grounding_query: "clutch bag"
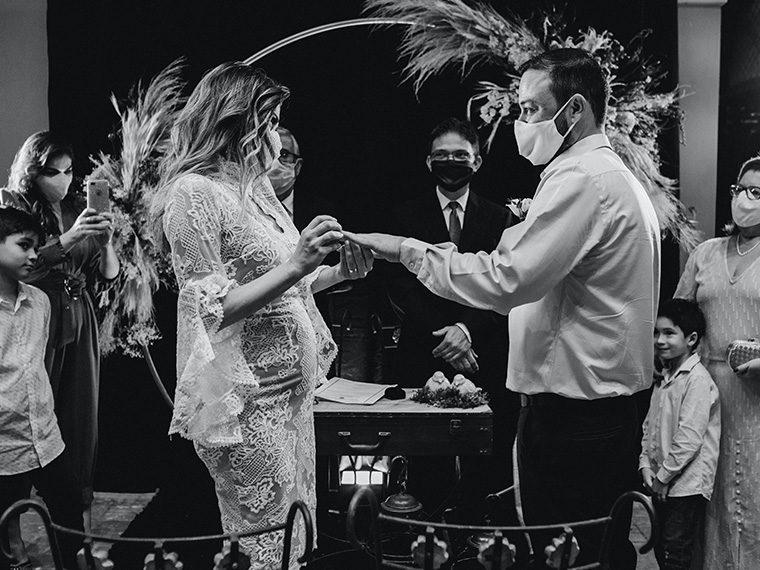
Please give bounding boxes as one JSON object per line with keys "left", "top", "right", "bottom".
{"left": 726, "top": 338, "right": 760, "bottom": 370}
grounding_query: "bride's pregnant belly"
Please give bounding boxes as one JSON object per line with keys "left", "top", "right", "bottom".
{"left": 241, "top": 298, "right": 318, "bottom": 394}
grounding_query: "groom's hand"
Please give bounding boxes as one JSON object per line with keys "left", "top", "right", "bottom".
{"left": 343, "top": 231, "right": 404, "bottom": 263}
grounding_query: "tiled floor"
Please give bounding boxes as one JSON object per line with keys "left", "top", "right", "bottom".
{"left": 631, "top": 501, "right": 658, "bottom": 570}
{"left": 18, "top": 491, "right": 155, "bottom": 569}
{"left": 17, "top": 492, "right": 658, "bottom": 569}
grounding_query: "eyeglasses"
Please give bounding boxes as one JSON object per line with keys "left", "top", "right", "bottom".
{"left": 429, "top": 150, "right": 475, "bottom": 162}
{"left": 279, "top": 149, "right": 301, "bottom": 165}
{"left": 730, "top": 184, "right": 760, "bottom": 200}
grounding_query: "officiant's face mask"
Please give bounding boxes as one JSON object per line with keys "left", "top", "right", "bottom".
{"left": 427, "top": 134, "right": 480, "bottom": 192}
{"left": 429, "top": 161, "right": 476, "bottom": 192}
{"left": 514, "top": 95, "right": 579, "bottom": 166}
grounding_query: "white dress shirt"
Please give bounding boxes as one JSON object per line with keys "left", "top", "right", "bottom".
{"left": 0, "top": 282, "right": 65, "bottom": 475}
{"left": 400, "top": 134, "right": 661, "bottom": 398}
{"left": 436, "top": 188, "right": 468, "bottom": 231}
{"left": 639, "top": 353, "right": 721, "bottom": 499}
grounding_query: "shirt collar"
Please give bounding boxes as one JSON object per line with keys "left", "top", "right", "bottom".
{"left": 437, "top": 188, "right": 469, "bottom": 213}
{"left": 540, "top": 133, "right": 612, "bottom": 179}
{"left": 0, "top": 282, "right": 31, "bottom": 313}
{"left": 662, "top": 352, "right": 701, "bottom": 385}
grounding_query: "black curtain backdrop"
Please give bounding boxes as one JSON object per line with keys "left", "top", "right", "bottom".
{"left": 44, "top": 0, "right": 678, "bottom": 493}
{"left": 717, "top": 0, "right": 760, "bottom": 234}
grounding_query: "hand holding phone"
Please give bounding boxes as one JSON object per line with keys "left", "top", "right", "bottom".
{"left": 86, "top": 179, "right": 111, "bottom": 213}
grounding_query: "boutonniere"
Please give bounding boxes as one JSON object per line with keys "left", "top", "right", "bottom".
{"left": 506, "top": 198, "right": 532, "bottom": 221}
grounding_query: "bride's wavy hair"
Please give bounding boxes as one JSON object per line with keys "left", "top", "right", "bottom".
{"left": 160, "top": 62, "right": 289, "bottom": 188}
{"left": 5, "top": 131, "right": 76, "bottom": 236}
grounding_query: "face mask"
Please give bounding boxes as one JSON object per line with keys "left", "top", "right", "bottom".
{"left": 514, "top": 95, "right": 579, "bottom": 166}
{"left": 36, "top": 173, "right": 71, "bottom": 203}
{"left": 732, "top": 193, "right": 760, "bottom": 228}
{"left": 430, "top": 161, "right": 475, "bottom": 192}
{"left": 268, "top": 159, "right": 297, "bottom": 199}
{"left": 265, "top": 128, "right": 283, "bottom": 169}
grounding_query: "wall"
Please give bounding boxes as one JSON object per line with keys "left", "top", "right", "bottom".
{"left": 0, "top": 0, "right": 48, "bottom": 180}
{"left": 677, "top": 0, "right": 726, "bottom": 258}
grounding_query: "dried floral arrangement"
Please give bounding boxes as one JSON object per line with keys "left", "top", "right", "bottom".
{"left": 365, "top": 0, "right": 701, "bottom": 250}
{"left": 411, "top": 386, "right": 489, "bottom": 408}
{"left": 89, "top": 61, "right": 186, "bottom": 357}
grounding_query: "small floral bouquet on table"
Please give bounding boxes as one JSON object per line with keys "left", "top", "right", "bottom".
{"left": 411, "top": 371, "right": 489, "bottom": 408}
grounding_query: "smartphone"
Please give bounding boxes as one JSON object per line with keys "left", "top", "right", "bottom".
{"left": 86, "top": 179, "right": 111, "bottom": 213}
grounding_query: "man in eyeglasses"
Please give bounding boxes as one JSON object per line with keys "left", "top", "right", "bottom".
{"left": 384, "top": 117, "right": 520, "bottom": 517}
{"left": 268, "top": 126, "right": 336, "bottom": 231}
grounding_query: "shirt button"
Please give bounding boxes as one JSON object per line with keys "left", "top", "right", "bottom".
{"left": 736, "top": 459, "right": 741, "bottom": 464}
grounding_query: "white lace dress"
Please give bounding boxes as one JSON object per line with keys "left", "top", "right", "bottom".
{"left": 162, "top": 166, "right": 336, "bottom": 569}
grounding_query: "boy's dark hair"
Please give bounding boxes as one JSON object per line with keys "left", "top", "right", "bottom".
{"left": 429, "top": 117, "right": 480, "bottom": 155}
{"left": 0, "top": 205, "right": 45, "bottom": 244}
{"left": 658, "top": 298, "right": 706, "bottom": 349}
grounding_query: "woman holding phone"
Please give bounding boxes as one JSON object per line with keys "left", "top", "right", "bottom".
{"left": 1, "top": 131, "right": 120, "bottom": 521}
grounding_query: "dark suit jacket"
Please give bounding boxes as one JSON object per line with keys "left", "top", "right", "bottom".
{"left": 385, "top": 189, "right": 517, "bottom": 392}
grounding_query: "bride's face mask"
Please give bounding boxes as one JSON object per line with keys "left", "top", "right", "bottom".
{"left": 263, "top": 127, "right": 283, "bottom": 171}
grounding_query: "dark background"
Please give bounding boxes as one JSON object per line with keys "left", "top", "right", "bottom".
{"left": 45, "top": 0, "right": 680, "bottom": 493}
{"left": 717, "top": 0, "right": 760, "bottom": 230}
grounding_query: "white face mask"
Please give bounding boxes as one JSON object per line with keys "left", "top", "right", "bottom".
{"left": 266, "top": 128, "right": 283, "bottom": 168}
{"left": 514, "top": 96, "right": 579, "bottom": 166}
{"left": 732, "top": 192, "right": 760, "bottom": 228}
{"left": 268, "top": 159, "right": 297, "bottom": 199}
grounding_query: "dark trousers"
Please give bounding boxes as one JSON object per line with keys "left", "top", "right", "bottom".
{"left": 517, "top": 393, "right": 639, "bottom": 570}
{"left": 0, "top": 450, "right": 84, "bottom": 569}
{"left": 653, "top": 495, "right": 705, "bottom": 570}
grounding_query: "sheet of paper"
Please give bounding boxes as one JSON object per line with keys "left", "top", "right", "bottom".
{"left": 315, "top": 377, "right": 398, "bottom": 405}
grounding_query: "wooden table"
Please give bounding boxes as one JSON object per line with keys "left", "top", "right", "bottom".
{"left": 314, "top": 390, "right": 493, "bottom": 456}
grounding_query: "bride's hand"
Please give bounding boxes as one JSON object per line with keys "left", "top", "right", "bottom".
{"left": 338, "top": 241, "right": 374, "bottom": 280}
{"left": 290, "top": 215, "right": 344, "bottom": 276}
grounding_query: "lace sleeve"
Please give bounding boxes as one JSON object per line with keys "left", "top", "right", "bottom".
{"left": 163, "top": 175, "right": 257, "bottom": 447}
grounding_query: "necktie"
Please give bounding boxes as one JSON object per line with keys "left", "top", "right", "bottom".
{"left": 448, "top": 201, "right": 462, "bottom": 246}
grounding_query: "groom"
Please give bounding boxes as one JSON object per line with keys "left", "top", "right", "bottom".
{"left": 347, "top": 48, "right": 660, "bottom": 569}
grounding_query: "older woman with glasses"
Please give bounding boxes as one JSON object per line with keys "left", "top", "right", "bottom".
{"left": 674, "top": 155, "right": 760, "bottom": 569}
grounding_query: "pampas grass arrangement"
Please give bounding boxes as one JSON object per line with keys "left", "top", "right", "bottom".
{"left": 89, "top": 60, "right": 186, "bottom": 357}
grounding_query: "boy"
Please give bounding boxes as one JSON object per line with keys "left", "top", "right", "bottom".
{"left": 640, "top": 298, "right": 721, "bottom": 570}
{"left": 0, "top": 206, "right": 84, "bottom": 570}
